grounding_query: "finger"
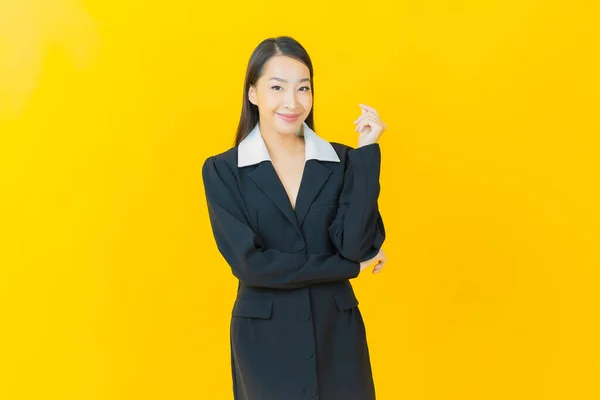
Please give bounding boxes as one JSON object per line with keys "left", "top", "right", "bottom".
{"left": 356, "top": 119, "right": 369, "bottom": 132}
{"left": 353, "top": 108, "right": 367, "bottom": 125}
{"left": 357, "top": 118, "right": 381, "bottom": 132}
{"left": 356, "top": 119, "right": 370, "bottom": 132}
{"left": 372, "top": 263, "right": 379, "bottom": 273}
{"left": 354, "top": 111, "right": 383, "bottom": 123}
{"left": 362, "top": 107, "right": 379, "bottom": 119}
{"left": 359, "top": 104, "right": 380, "bottom": 118}
{"left": 356, "top": 117, "right": 375, "bottom": 130}
{"left": 373, "top": 262, "right": 384, "bottom": 273}
{"left": 354, "top": 115, "right": 365, "bottom": 127}
{"left": 353, "top": 111, "right": 366, "bottom": 125}
{"left": 354, "top": 112, "right": 380, "bottom": 126}
{"left": 360, "top": 108, "right": 379, "bottom": 120}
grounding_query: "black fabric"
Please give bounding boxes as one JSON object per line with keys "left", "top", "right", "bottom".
{"left": 202, "top": 142, "right": 385, "bottom": 400}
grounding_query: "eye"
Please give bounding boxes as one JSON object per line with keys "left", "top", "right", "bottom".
{"left": 299, "top": 86, "right": 311, "bottom": 92}
{"left": 271, "top": 85, "right": 283, "bottom": 91}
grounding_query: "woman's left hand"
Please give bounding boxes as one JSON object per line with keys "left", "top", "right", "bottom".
{"left": 353, "top": 104, "right": 387, "bottom": 148}
{"left": 359, "top": 247, "right": 387, "bottom": 274}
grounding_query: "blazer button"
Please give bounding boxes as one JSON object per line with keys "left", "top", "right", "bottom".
{"left": 303, "top": 349, "right": 314, "bottom": 359}
{"left": 300, "top": 312, "right": 311, "bottom": 321}
{"left": 293, "top": 240, "right": 305, "bottom": 251}
{"left": 303, "top": 386, "right": 317, "bottom": 398}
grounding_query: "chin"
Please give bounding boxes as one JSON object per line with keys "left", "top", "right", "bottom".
{"left": 275, "top": 120, "right": 302, "bottom": 135}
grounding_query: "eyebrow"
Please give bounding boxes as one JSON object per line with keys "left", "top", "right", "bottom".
{"left": 268, "top": 77, "right": 311, "bottom": 83}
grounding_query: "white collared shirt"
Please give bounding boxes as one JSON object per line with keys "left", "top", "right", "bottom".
{"left": 237, "top": 121, "right": 341, "bottom": 168}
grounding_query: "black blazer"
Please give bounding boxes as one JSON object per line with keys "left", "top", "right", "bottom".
{"left": 202, "top": 141, "right": 385, "bottom": 400}
{"left": 202, "top": 142, "right": 385, "bottom": 289}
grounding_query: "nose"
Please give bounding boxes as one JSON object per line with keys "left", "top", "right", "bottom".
{"left": 283, "top": 88, "right": 298, "bottom": 110}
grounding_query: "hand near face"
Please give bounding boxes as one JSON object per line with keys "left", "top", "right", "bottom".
{"left": 353, "top": 104, "right": 387, "bottom": 148}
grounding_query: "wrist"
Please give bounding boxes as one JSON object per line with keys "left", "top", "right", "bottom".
{"left": 351, "top": 143, "right": 381, "bottom": 158}
{"left": 357, "top": 140, "right": 378, "bottom": 148}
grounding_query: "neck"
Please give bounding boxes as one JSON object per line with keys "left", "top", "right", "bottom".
{"left": 259, "top": 122, "right": 305, "bottom": 160}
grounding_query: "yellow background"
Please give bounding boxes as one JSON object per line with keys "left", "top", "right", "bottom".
{"left": 1, "top": 0, "right": 599, "bottom": 399}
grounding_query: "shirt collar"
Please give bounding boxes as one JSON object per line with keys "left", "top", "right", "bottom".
{"left": 237, "top": 121, "right": 340, "bottom": 167}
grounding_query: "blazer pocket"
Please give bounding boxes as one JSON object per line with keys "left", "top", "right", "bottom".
{"left": 232, "top": 296, "right": 273, "bottom": 319}
{"left": 334, "top": 289, "right": 359, "bottom": 311}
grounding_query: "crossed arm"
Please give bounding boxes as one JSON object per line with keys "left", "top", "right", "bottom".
{"left": 202, "top": 144, "right": 385, "bottom": 290}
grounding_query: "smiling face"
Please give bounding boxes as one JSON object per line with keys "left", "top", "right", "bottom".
{"left": 248, "top": 55, "right": 313, "bottom": 136}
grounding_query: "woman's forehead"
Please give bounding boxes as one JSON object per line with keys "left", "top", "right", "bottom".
{"left": 262, "top": 56, "right": 310, "bottom": 79}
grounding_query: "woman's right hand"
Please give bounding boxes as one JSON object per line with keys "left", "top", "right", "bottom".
{"left": 360, "top": 248, "right": 387, "bottom": 274}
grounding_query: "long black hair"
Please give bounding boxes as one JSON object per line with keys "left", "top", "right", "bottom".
{"left": 234, "top": 36, "right": 315, "bottom": 147}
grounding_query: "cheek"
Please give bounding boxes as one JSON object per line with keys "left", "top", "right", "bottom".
{"left": 261, "top": 93, "right": 281, "bottom": 111}
{"left": 300, "top": 93, "right": 313, "bottom": 111}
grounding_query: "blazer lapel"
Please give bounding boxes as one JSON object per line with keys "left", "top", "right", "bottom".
{"left": 248, "top": 162, "right": 301, "bottom": 232}
{"left": 295, "top": 160, "right": 333, "bottom": 227}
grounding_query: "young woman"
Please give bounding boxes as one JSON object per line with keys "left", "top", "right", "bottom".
{"left": 202, "top": 36, "right": 387, "bottom": 400}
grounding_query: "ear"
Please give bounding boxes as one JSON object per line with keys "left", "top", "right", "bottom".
{"left": 248, "top": 85, "right": 257, "bottom": 106}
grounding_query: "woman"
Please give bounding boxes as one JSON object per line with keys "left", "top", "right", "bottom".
{"left": 202, "top": 36, "right": 387, "bottom": 400}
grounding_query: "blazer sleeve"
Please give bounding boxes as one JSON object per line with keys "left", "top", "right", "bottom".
{"left": 328, "top": 143, "right": 386, "bottom": 262}
{"left": 202, "top": 156, "right": 361, "bottom": 290}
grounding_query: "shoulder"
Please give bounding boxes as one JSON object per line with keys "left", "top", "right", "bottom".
{"left": 329, "top": 141, "right": 355, "bottom": 161}
{"left": 202, "top": 147, "right": 239, "bottom": 185}
{"left": 328, "top": 141, "right": 381, "bottom": 169}
{"left": 204, "top": 146, "right": 238, "bottom": 167}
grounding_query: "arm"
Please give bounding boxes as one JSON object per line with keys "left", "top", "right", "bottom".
{"left": 202, "top": 156, "right": 360, "bottom": 290}
{"left": 328, "top": 143, "right": 386, "bottom": 262}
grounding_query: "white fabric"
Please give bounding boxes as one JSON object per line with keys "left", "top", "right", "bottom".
{"left": 237, "top": 121, "right": 340, "bottom": 167}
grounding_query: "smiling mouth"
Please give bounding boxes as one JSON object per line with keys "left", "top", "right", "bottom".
{"left": 277, "top": 113, "right": 300, "bottom": 122}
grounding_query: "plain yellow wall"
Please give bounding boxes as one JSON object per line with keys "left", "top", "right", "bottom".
{"left": 1, "top": 0, "right": 599, "bottom": 399}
